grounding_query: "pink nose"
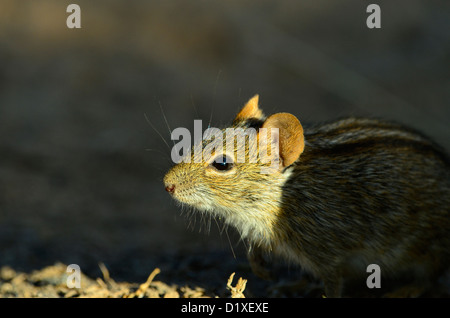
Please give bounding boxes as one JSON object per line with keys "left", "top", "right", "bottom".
{"left": 165, "top": 184, "right": 175, "bottom": 194}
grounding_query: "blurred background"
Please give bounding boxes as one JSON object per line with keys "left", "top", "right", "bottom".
{"left": 0, "top": 0, "right": 448, "bottom": 290}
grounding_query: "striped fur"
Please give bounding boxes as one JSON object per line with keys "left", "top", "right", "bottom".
{"left": 165, "top": 109, "right": 450, "bottom": 297}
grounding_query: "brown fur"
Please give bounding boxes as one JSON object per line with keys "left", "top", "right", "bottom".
{"left": 164, "top": 96, "right": 450, "bottom": 297}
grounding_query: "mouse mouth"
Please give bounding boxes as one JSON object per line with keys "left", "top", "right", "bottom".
{"left": 170, "top": 188, "right": 213, "bottom": 211}
{"left": 164, "top": 171, "right": 215, "bottom": 211}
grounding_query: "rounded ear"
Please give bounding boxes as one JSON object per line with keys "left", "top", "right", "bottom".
{"left": 262, "top": 113, "right": 304, "bottom": 167}
{"left": 234, "top": 95, "right": 264, "bottom": 121}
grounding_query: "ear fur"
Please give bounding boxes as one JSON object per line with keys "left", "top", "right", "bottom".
{"left": 261, "top": 113, "right": 304, "bottom": 168}
{"left": 234, "top": 95, "right": 264, "bottom": 121}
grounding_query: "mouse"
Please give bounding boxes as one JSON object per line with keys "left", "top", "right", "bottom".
{"left": 163, "top": 95, "right": 450, "bottom": 297}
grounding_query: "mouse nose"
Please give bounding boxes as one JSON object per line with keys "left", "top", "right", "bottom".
{"left": 165, "top": 184, "right": 175, "bottom": 194}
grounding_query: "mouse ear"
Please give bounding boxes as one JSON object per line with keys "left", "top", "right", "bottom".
{"left": 234, "top": 95, "right": 264, "bottom": 122}
{"left": 261, "top": 113, "right": 304, "bottom": 168}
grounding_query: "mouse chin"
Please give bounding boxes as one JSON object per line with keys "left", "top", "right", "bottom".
{"left": 193, "top": 202, "right": 215, "bottom": 213}
{"left": 177, "top": 198, "right": 213, "bottom": 212}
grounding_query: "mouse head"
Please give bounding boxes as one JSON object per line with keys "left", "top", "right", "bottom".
{"left": 163, "top": 95, "right": 304, "bottom": 241}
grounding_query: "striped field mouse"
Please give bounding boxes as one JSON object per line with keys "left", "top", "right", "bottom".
{"left": 163, "top": 95, "right": 450, "bottom": 297}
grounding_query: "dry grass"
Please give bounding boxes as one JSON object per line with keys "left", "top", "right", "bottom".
{"left": 0, "top": 263, "right": 249, "bottom": 298}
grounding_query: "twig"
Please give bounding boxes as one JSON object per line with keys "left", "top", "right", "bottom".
{"left": 227, "top": 272, "right": 247, "bottom": 298}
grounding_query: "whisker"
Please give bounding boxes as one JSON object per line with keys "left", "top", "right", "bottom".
{"left": 144, "top": 112, "right": 171, "bottom": 150}
{"left": 209, "top": 69, "right": 222, "bottom": 128}
{"left": 199, "top": 211, "right": 207, "bottom": 234}
{"left": 158, "top": 100, "right": 176, "bottom": 148}
{"left": 145, "top": 148, "right": 172, "bottom": 162}
{"left": 205, "top": 213, "right": 212, "bottom": 234}
{"left": 190, "top": 94, "right": 200, "bottom": 119}
{"left": 224, "top": 226, "right": 236, "bottom": 259}
{"left": 212, "top": 217, "right": 236, "bottom": 259}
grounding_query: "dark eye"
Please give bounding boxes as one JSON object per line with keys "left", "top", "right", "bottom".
{"left": 211, "top": 155, "right": 234, "bottom": 171}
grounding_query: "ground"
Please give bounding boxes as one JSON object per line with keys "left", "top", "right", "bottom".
{"left": 0, "top": 261, "right": 322, "bottom": 298}
{"left": 1, "top": 260, "right": 449, "bottom": 298}
{"left": 0, "top": 1, "right": 448, "bottom": 298}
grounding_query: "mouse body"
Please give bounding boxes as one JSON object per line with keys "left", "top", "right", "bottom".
{"left": 164, "top": 95, "right": 450, "bottom": 297}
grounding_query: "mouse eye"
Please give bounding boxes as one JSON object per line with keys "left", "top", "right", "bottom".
{"left": 211, "top": 155, "right": 234, "bottom": 172}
